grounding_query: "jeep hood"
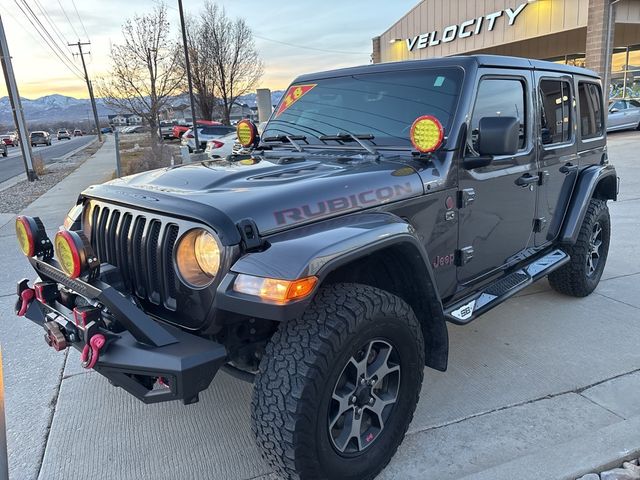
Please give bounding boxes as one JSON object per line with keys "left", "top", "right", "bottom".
{"left": 82, "top": 154, "right": 427, "bottom": 244}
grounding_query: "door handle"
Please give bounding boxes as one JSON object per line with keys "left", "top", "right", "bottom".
{"left": 559, "top": 163, "right": 578, "bottom": 174}
{"left": 515, "top": 173, "right": 540, "bottom": 187}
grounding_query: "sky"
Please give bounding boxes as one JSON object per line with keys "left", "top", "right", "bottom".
{"left": 0, "top": 0, "right": 418, "bottom": 99}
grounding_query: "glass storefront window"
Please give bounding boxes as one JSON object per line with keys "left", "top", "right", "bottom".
{"left": 610, "top": 45, "right": 640, "bottom": 100}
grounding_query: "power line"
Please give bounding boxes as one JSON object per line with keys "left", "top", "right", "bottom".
{"left": 33, "top": 0, "right": 76, "bottom": 57}
{"left": 70, "top": 0, "right": 90, "bottom": 42}
{"left": 12, "top": 0, "right": 84, "bottom": 80}
{"left": 253, "top": 34, "right": 369, "bottom": 55}
{"left": 16, "top": 0, "right": 84, "bottom": 78}
{"left": 56, "top": 0, "right": 80, "bottom": 40}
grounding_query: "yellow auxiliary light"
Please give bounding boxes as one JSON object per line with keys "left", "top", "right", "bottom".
{"left": 15, "top": 215, "right": 53, "bottom": 259}
{"left": 236, "top": 119, "right": 258, "bottom": 148}
{"left": 53, "top": 229, "right": 99, "bottom": 279}
{"left": 410, "top": 115, "right": 444, "bottom": 153}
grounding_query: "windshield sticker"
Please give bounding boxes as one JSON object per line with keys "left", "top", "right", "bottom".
{"left": 275, "top": 84, "right": 317, "bottom": 118}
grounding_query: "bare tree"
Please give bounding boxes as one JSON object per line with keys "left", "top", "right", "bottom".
{"left": 183, "top": 15, "right": 217, "bottom": 121}
{"left": 98, "top": 3, "right": 183, "bottom": 148}
{"left": 185, "top": 3, "right": 263, "bottom": 125}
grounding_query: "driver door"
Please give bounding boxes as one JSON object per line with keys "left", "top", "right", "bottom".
{"left": 457, "top": 71, "right": 538, "bottom": 285}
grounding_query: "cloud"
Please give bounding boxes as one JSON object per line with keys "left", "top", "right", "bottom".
{"left": 2, "top": 0, "right": 417, "bottom": 98}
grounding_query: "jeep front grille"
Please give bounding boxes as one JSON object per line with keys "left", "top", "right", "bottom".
{"left": 87, "top": 201, "right": 188, "bottom": 311}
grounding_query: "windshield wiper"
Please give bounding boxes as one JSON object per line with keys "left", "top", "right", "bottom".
{"left": 262, "top": 134, "right": 306, "bottom": 152}
{"left": 319, "top": 132, "right": 378, "bottom": 156}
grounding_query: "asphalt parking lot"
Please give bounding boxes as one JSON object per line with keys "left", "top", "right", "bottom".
{"left": 0, "top": 131, "right": 639, "bottom": 479}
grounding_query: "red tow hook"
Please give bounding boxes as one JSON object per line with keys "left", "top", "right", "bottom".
{"left": 81, "top": 334, "right": 106, "bottom": 370}
{"left": 16, "top": 288, "right": 35, "bottom": 317}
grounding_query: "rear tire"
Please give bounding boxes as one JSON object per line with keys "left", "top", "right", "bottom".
{"left": 252, "top": 283, "right": 425, "bottom": 480}
{"left": 549, "top": 198, "right": 610, "bottom": 297}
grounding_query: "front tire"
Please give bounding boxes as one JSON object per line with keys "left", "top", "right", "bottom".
{"left": 549, "top": 198, "right": 610, "bottom": 297}
{"left": 252, "top": 283, "right": 424, "bottom": 480}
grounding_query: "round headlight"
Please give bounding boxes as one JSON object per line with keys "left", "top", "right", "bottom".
{"left": 175, "top": 229, "right": 221, "bottom": 288}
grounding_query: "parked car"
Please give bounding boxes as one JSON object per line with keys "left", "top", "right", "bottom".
{"left": 172, "top": 120, "right": 222, "bottom": 139}
{"left": 100, "top": 127, "right": 113, "bottom": 134}
{"left": 73, "top": 129, "right": 83, "bottom": 137}
{"left": 13, "top": 56, "right": 618, "bottom": 480}
{"left": 606, "top": 99, "right": 640, "bottom": 132}
{"left": 158, "top": 121, "right": 177, "bottom": 139}
{"left": 204, "top": 132, "right": 237, "bottom": 158}
{"left": 181, "top": 125, "right": 235, "bottom": 152}
{"left": 29, "top": 131, "right": 51, "bottom": 146}
{"left": 122, "top": 125, "right": 146, "bottom": 134}
{"left": 57, "top": 129, "right": 71, "bottom": 140}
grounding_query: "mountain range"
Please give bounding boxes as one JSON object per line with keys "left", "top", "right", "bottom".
{"left": 0, "top": 91, "right": 285, "bottom": 125}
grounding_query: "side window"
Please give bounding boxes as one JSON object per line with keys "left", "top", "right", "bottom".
{"left": 539, "top": 79, "right": 572, "bottom": 145}
{"left": 628, "top": 100, "right": 640, "bottom": 108}
{"left": 578, "top": 82, "right": 604, "bottom": 139}
{"left": 611, "top": 100, "right": 626, "bottom": 111}
{"left": 470, "top": 78, "right": 527, "bottom": 154}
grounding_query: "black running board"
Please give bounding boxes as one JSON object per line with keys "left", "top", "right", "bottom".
{"left": 445, "top": 249, "right": 569, "bottom": 325}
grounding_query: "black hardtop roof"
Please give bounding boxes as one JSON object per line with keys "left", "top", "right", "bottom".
{"left": 293, "top": 54, "right": 599, "bottom": 83}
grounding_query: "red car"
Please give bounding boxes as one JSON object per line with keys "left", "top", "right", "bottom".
{"left": 172, "top": 120, "right": 221, "bottom": 139}
{"left": 2, "top": 133, "right": 18, "bottom": 146}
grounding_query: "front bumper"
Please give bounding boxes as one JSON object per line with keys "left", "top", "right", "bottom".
{"left": 20, "top": 256, "right": 227, "bottom": 405}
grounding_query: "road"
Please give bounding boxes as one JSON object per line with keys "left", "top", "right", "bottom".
{"left": 0, "top": 135, "right": 96, "bottom": 184}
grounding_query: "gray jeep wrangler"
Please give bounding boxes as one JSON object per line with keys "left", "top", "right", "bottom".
{"left": 15, "top": 55, "right": 617, "bottom": 479}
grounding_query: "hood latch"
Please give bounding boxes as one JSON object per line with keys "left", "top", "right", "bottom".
{"left": 236, "top": 218, "right": 264, "bottom": 252}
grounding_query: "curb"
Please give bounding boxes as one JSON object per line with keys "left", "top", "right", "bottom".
{"left": 0, "top": 137, "right": 99, "bottom": 194}
{"left": 462, "top": 415, "right": 640, "bottom": 480}
{"left": 49, "top": 136, "right": 99, "bottom": 163}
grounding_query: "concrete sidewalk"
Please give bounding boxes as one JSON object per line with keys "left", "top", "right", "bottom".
{"left": 1, "top": 132, "right": 640, "bottom": 480}
{"left": 0, "top": 136, "right": 116, "bottom": 480}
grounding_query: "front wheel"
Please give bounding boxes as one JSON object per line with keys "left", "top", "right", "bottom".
{"left": 549, "top": 198, "right": 610, "bottom": 297}
{"left": 252, "top": 283, "right": 425, "bottom": 480}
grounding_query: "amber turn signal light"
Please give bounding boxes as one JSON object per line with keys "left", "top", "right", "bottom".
{"left": 233, "top": 274, "right": 318, "bottom": 303}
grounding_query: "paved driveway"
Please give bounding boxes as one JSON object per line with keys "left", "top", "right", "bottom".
{"left": 0, "top": 132, "right": 639, "bottom": 479}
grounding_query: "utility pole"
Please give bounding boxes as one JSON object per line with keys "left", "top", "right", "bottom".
{"left": 177, "top": 0, "right": 200, "bottom": 152}
{"left": 0, "top": 14, "right": 37, "bottom": 181}
{"left": 69, "top": 41, "right": 102, "bottom": 142}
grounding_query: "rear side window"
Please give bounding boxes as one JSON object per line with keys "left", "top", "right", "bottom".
{"left": 470, "top": 78, "right": 527, "bottom": 153}
{"left": 539, "top": 79, "right": 572, "bottom": 145}
{"left": 200, "top": 126, "right": 235, "bottom": 135}
{"left": 578, "top": 82, "right": 604, "bottom": 139}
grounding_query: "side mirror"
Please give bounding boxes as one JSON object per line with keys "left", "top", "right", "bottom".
{"left": 477, "top": 116, "right": 520, "bottom": 157}
{"left": 610, "top": 107, "right": 619, "bottom": 113}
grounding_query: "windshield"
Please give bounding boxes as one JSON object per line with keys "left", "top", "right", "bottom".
{"left": 263, "top": 68, "right": 463, "bottom": 148}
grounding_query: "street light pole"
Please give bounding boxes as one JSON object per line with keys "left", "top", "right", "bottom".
{"left": 177, "top": 0, "right": 200, "bottom": 152}
{"left": 0, "top": 14, "right": 36, "bottom": 181}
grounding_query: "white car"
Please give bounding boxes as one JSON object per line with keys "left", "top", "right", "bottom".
{"left": 181, "top": 125, "right": 235, "bottom": 152}
{"left": 205, "top": 132, "right": 237, "bottom": 159}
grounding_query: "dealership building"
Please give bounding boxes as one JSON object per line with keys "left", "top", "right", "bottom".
{"left": 373, "top": 0, "right": 640, "bottom": 98}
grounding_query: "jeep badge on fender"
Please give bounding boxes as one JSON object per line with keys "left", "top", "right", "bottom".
{"left": 14, "top": 55, "right": 617, "bottom": 480}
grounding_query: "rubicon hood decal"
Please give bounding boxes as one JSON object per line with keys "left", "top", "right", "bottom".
{"left": 91, "top": 156, "right": 425, "bottom": 236}
{"left": 274, "top": 183, "right": 414, "bottom": 226}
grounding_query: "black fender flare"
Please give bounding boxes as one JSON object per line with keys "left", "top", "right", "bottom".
{"left": 216, "top": 211, "right": 449, "bottom": 371}
{"left": 559, "top": 164, "right": 618, "bottom": 245}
